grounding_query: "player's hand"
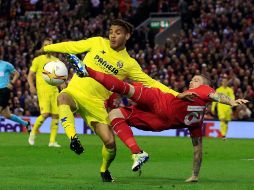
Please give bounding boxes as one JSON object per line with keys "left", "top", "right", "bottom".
{"left": 231, "top": 99, "right": 249, "bottom": 107}
{"left": 70, "top": 135, "right": 84, "bottom": 155}
{"left": 35, "top": 48, "right": 47, "bottom": 56}
{"left": 177, "top": 92, "right": 199, "bottom": 101}
{"left": 29, "top": 86, "right": 37, "bottom": 95}
{"left": 185, "top": 175, "right": 198, "bottom": 183}
{"left": 7, "top": 83, "right": 13, "bottom": 90}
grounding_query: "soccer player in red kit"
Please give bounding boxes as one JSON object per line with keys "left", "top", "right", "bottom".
{"left": 69, "top": 58, "right": 248, "bottom": 183}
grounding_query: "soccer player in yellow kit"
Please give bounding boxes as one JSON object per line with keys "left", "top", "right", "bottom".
{"left": 41, "top": 19, "right": 179, "bottom": 182}
{"left": 27, "top": 38, "right": 61, "bottom": 147}
{"left": 211, "top": 76, "right": 235, "bottom": 139}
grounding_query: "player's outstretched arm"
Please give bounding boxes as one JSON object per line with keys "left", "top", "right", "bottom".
{"left": 185, "top": 137, "right": 202, "bottom": 183}
{"left": 177, "top": 91, "right": 199, "bottom": 101}
{"left": 127, "top": 59, "right": 180, "bottom": 97}
{"left": 209, "top": 92, "right": 249, "bottom": 107}
{"left": 231, "top": 99, "right": 250, "bottom": 107}
{"left": 43, "top": 38, "right": 96, "bottom": 54}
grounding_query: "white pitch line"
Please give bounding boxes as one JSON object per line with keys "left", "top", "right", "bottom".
{"left": 242, "top": 158, "right": 254, "bottom": 161}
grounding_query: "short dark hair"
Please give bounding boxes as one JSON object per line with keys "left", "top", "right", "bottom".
{"left": 199, "top": 74, "right": 211, "bottom": 86}
{"left": 110, "top": 19, "right": 134, "bottom": 34}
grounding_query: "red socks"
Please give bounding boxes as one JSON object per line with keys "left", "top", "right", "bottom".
{"left": 87, "top": 67, "right": 130, "bottom": 95}
{"left": 111, "top": 118, "right": 141, "bottom": 154}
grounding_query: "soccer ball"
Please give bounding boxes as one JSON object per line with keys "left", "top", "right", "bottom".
{"left": 42, "top": 60, "right": 68, "bottom": 86}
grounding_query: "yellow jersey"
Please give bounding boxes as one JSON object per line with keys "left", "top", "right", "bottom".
{"left": 211, "top": 86, "right": 235, "bottom": 112}
{"left": 43, "top": 37, "right": 179, "bottom": 100}
{"left": 30, "top": 55, "right": 59, "bottom": 94}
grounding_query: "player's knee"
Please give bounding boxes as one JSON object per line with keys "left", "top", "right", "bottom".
{"left": 220, "top": 119, "right": 225, "bottom": 122}
{"left": 104, "top": 140, "right": 116, "bottom": 149}
{"left": 57, "top": 93, "right": 76, "bottom": 111}
{"left": 42, "top": 113, "right": 50, "bottom": 118}
{"left": 109, "top": 109, "right": 124, "bottom": 122}
{"left": 57, "top": 93, "right": 73, "bottom": 106}
{"left": 51, "top": 114, "right": 59, "bottom": 119}
{"left": 57, "top": 93, "right": 67, "bottom": 105}
{"left": 1, "top": 109, "right": 10, "bottom": 118}
{"left": 101, "top": 132, "right": 116, "bottom": 149}
{"left": 3, "top": 112, "right": 11, "bottom": 118}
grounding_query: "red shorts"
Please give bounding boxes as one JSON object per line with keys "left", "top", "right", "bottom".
{"left": 119, "top": 84, "right": 173, "bottom": 131}
{"left": 120, "top": 105, "right": 169, "bottom": 131}
{"left": 119, "top": 84, "right": 202, "bottom": 137}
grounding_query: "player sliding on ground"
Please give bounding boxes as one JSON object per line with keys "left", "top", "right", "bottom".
{"left": 67, "top": 54, "right": 248, "bottom": 183}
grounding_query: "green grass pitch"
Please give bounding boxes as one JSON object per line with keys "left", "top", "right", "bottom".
{"left": 0, "top": 133, "right": 253, "bottom": 190}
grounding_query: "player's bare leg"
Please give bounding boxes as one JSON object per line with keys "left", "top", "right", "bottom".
{"left": 92, "top": 122, "right": 116, "bottom": 182}
{"left": 1, "top": 106, "right": 31, "bottom": 133}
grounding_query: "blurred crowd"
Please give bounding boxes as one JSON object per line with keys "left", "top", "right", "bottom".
{"left": 0, "top": 0, "right": 253, "bottom": 119}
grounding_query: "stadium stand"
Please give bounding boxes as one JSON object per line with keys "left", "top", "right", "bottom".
{"left": 0, "top": 0, "right": 253, "bottom": 119}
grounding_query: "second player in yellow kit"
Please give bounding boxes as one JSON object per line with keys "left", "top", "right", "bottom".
{"left": 28, "top": 38, "right": 61, "bottom": 147}
{"left": 212, "top": 77, "right": 235, "bottom": 139}
{"left": 42, "top": 19, "right": 179, "bottom": 182}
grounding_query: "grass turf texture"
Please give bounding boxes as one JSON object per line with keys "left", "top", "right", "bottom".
{"left": 0, "top": 133, "right": 253, "bottom": 190}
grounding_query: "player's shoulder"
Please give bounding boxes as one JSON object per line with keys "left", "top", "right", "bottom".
{"left": 216, "top": 86, "right": 222, "bottom": 90}
{"left": 125, "top": 56, "right": 138, "bottom": 65}
{"left": 114, "top": 50, "right": 136, "bottom": 69}
{"left": 216, "top": 86, "right": 224, "bottom": 91}
{"left": 0, "top": 60, "right": 12, "bottom": 66}
{"left": 88, "top": 36, "right": 105, "bottom": 43}
{"left": 35, "top": 54, "right": 58, "bottom": 60}
{"left": 5, "top": 61, "right": 14, "bottom": 69}
{"left": 122, "top": 57, "right": 140, "bottom": 71}
{"left": 86, "top": 36, "right": 109, "bottom": 48}
{"left": 129, "top": 56, "right": 136, "bottom": 61}
{"left": 188, "top": 85, "right": 215, "bottom": 99}
{"left": 33, "top": 55, "right": 45, "bottom": 62}
{"left": 227, "top": 86, "right": 234, "bottom": 91}
{"left": 198, "top": 84, "right": 214, "bottom": 91}
{"left": 33, "top": 55, "right": 58, "bottom": 64}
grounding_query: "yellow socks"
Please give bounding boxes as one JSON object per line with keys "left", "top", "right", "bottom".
{"left": 220, "top": 121, "right": 228, "bottom": 137}
{"left": 31, "top": 115, "right": 46, "bottom": 135}
{"left": 59, "top": 105, "right": 76, "bottom": 139}
{"left": 100, "top": 145, "right": 116, "bottom": 172}
{"left": 49, "top": 118, "right": 59, "bottom": 143}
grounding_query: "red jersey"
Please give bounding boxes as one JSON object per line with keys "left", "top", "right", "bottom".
{"left": 119, "top": 84, "right": 215, "bottom": 137}
{"left": 165, "top": 85, "right": 215, "bottom": 133}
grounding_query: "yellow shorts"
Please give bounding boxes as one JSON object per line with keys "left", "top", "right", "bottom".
{"left": 218, "top": 109, "right": 232, "bottom": 121}
{"left": 61, "top": 87, "right": 110, "bottom": 129}
{"left": 37, "top": 92, "right": 59, "bottom": 115}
